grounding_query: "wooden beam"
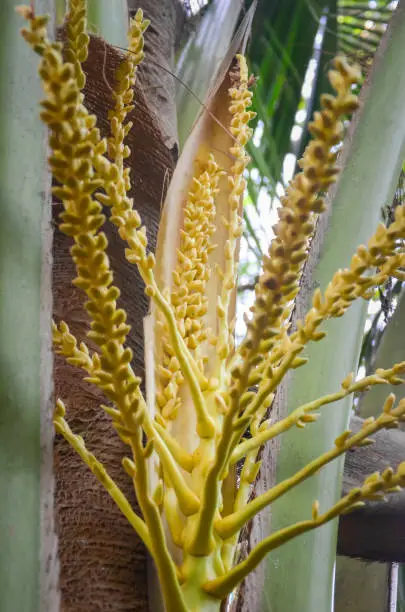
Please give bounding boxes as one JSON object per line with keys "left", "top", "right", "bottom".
{"left": 339, "top": 415, "right": 405, "bottom": 561}
{"left": 334, "top": 558, "right": 390, "bottom": 612}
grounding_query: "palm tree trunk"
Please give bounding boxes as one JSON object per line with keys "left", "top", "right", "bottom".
{"left": 128, "top": 0, "right": 185, "bottom": 155}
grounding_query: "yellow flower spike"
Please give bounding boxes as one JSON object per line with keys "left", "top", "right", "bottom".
{"left": 157, "top": 157, "right": 223, "bottom": 420}
{"left": 53, "top": 319, "right": 97, "bottom": 371}
{"left": 17, "top": 5, "right": 49, "bottom": 54}
{"left": 251, "top": 214, "right": 404, "bottom": 412}
{"left": 290, "top": 218, "right": 405, "bottom": 350}
{"left": 230, "top": 57, "right": 362, "bottom": 419}
{"left": 213, "top": 57, "right": 253, "bottom": 392}
{"left": 178, "top": 57, "right": 257, "bottom": 560}
{"left": 65, "top": 0, "right": 89, "bottom": 90}
{"left": 104, "top": 10, "right": 149, "bottom": 196}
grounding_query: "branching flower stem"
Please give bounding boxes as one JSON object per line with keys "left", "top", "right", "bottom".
{"left": 18, "top": 8, "right": 189, "bottom": 611}
{"left": 231, "top": 362, "right": 405, "bottom": 464}
{"left": 235, "top": 224, "right": 405, "bottom": 444}
{"left": 216, "top": 396, "right": 405, "bottom": 539}
{"left": 205, "top": 443, "right": 405, "bottom": 599}
{"left": 92, "top": 12, "right": 216, "bottom": 440}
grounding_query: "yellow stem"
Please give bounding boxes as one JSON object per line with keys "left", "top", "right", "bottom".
{"left": 215, "top": 407, "right": 402, "bottom": 539}
{"left": 231, "top": 365, "right": 404, "bottom": 464}
{"left": 141, "top": 408, "right": 200, "bottom": 515}
{"left": 154, "top": 421, "right": 194, "bottom": 472}
{"left": 54, "top": 412, "right": 151, "bottom": 550}
{"left": 130, "top": 424, "right": 188, "bottom": 612}
{"left": 204, "top": 494, "right": 356, "bottom": 599}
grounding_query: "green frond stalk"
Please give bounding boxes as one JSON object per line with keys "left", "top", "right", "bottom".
{"left": 0, "top": 2, "right": 53, "bottom": 611}
{"left": 87, "top": 0, "right": 128, "bottom": 46}
{"left": 360, "top": 289, "right": 405, "bottom": 418}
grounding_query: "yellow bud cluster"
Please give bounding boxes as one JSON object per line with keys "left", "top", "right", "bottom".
{"left": 85, "top": 13, "right": 158, "bottom": 306}
{"left": 65, "top": 0, "right": 89, "bottom": 89}
{"left": 217, "top": 56, "right": 255, "bottom": 368}
{"left": 21, "top": 9, "right": 148, "bottom": 453}
{"left": 239, "top": 57, "right": 361, "bottom": 371}
{"left": 156, "top": 156, "right": 222, "bottom": 420}
{"left": 93, "top": 10, "right": 151, "bottom": 283}
{"left": 229, "top": 55, "right": 255, "bottom": 153}
{"left": 52, "top": 322, "right": 143, "bottom": 444}
{"left": 127, "top": 9, "right": 150, "bottom": 62}
{"left": 106, "top": 10, "right": 149, "bottom": 169}
{"left": 338, "top": 398, "right": 405, "bottom": 506}
{"left": 357, "top": 461, "right": 405, "bottom": 501}
{"left": 228, "top": 58, "right": 254, "bottom": 209}
{"left": 319, "top": 452, "right": 405, "bottom": 518}
{"left": 52, "top": 319, "right": 95, "bottom": 371}
{"left": 34, "top": 45, "right": 131, "bottom": 350}
{"left": 17, "top": 5, "right": 49, "bottom": 54}
{"left": 85, "top": 340, "right": 144, "bottom": 446}
{"left": 238, "top": 204, "right": 404, "bottom": 428}
{"left": 294, "top": 205, "right": 405, "bottom": 345}
{"left": 172, "top": 156, "right": 222, "bottom": 346}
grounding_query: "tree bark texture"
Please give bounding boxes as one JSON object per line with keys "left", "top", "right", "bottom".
{"left": 128, "top": 0, "right": 185, "bottom": 155}
{"left": 53, "top": 33, "right": 176, "bottom": 611}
